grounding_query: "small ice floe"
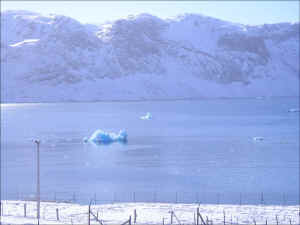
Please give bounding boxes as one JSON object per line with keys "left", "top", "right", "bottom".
{"left": 84, "top": 129, "right": 127, "bottom": 144}
{"left": 288, "top": 108, "right": 300, "bottom": 113}
{"left": 140, "top": 112, "right": 152, "bottom": 120}
{"left": 253, "top": 136, "right": 264, "bottom": 142}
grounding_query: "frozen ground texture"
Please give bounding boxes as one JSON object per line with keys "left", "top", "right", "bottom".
{"left": 1, "top": 201, "right": 299, "bottom": 225}
{"left": 1, "top": 11, "right": 299, "bottom": 102}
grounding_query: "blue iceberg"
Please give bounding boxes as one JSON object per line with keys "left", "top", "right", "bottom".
{"left": 140, "top": 112, "right": 152, "bottom": 120}
{"left": 288, "top": 108, "right": 299, "bottom": 113}
{"left": 253, "top": 136, "right": 264, "bottom": 142}
{"left": 84, "top": 129, "right": 127, "bottom": 144}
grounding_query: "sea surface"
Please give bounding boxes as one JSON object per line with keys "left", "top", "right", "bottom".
{"left": 1, "top": 98, "right": 299, "bottom": 205}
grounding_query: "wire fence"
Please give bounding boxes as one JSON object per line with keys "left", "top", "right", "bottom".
{"left": 2, "top": 191, "right": 299, "bottom": 206}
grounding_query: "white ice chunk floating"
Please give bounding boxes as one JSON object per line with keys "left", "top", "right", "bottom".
{"left": 253, "top": 136, "right": 264, "bottom": 141}
{"left": 288, "top": 108, "right": 299, "bottom": 112}
{"left": 140, "top": 112, "right": 152, "bottom": 120}
{"left": 84, "top": 129, "right": 127, "bottom": 144}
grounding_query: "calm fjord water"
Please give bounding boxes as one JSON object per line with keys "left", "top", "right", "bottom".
{"left": 1, "top": 98, "right": 299, "bottom": 204}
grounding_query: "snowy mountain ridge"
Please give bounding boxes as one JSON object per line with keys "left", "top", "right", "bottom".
{"left": 1, "top": 10, "right": 299, "bottom": 102}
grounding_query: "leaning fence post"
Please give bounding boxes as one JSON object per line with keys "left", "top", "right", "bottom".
{"left": 56, "top": 208, "right": 59, "bottom": 221}
{"left": 24, "top": 203, "right": 27, "bottom": 217}
{"left": 134, "top": 209, "right": 137, "bottom": 223}
{"left": 198, "top": 211, "right": 207, "bottom": 225}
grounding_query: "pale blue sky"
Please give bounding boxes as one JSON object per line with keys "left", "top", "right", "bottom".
{"left": 1, "top": 1, "right": 299, "bottom": 25}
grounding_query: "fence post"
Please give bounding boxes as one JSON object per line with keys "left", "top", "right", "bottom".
{"left": 162, "top": 217, "right": 165, "bottom": 225}
{"left": 223, "top": 210, "right": 226, "bottom": 225}
{"left": 24, "top": 203, "right": 27, "bottom": 217}
{"left": 253, "top": 218, "right": 256, "bottom": 225}
{"left": 265, "top": 218, "right": 268, "bottom": 225}
{"left": 134, "top": 209, "right": 137, "bottom": 224}
{"left": 56, "top": 208, "right": 59, "bottom": 221}
{"left": 73, "top": 192, "right": 76, "bottom": 203}
{"left": 88, "top": 204, "right": 91, "bottom": 225}
{"left": 196, "top": 208, "right": 199, "bottom": 225}
{"left": 198, "top": 211, "right": 207, "bottom": 225}
{"left": 170, "top": 211, "right": 174, "bottom": 224}
{"left": 289, "top": 218, "right": 292, "bottom": 225}
{"left": 261, "top": 192, "right": 264, "bottom": 205}
{"left": 113, "top": 192, "right": 116, "bottom": 203}
{"left": 153, "top": 192, "right": 156, "bottom": 202}
{"left": 129, "top": 215, "right": 132, "bottom": 225}
{"left": 275, "top": 215, "right": 279, "bottom": 225}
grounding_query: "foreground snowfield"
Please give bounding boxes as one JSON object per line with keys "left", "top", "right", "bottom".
{"left": 1, "top": 201, "right": 299, "bottom": 224}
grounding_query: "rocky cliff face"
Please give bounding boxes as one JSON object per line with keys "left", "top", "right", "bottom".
{"left": 1, "top": 11, "right": 299, "bottom": 102}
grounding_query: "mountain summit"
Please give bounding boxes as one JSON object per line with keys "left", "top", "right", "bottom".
{"left": 1, "top": 11, "right": 299, "bottom": 102}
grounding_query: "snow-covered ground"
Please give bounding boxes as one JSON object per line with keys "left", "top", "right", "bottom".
{"left": 1, "top": 200, "right": 299, "bottom": 224}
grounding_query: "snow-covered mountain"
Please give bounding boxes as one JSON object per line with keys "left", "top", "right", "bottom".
{"left": 1, "top": 10, "right": 299, "bottom": 102}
